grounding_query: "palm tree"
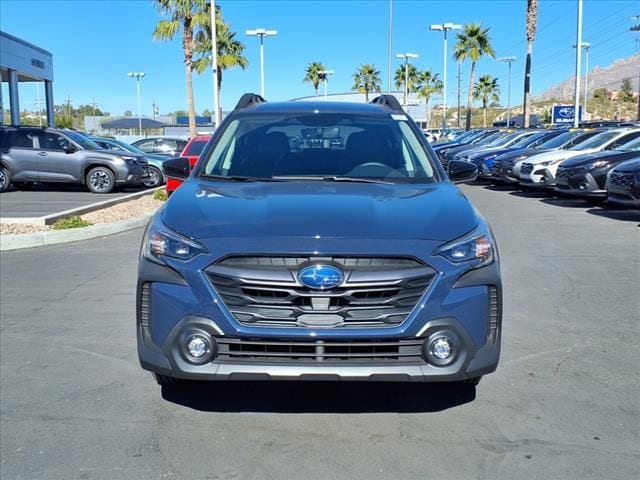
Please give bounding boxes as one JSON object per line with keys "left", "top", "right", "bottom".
{"left": 352, "top": 64, "right": 382, "bottom": 102}
{"left": 153, "top": 0, "right": 209, "bottom": 138}
{"left": 523, "top": 0, "right": 538, "bottom": 128}
{"left": 454, "top": 23, "right": 496, "bottom": 130}
{"left": 303, "top": 62, "right": 326, "bottom": 96}
{"left": 416, "top": 70, "right": 443, "bottom": 127}
{"left": 192, "top": 4, "right": 248, "bottom": 122}
{"left": 394, "top": 64, "right": 420, "bottom": 94}
{"left": 473, "top": 74, "right": 500, "bottom": 127}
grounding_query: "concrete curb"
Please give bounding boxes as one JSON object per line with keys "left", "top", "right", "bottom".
{"left": 0, "top": 214, "right": 152, "bottom": 252}
{"left": 0, "top": 187, "right": 162, "bottom": 226}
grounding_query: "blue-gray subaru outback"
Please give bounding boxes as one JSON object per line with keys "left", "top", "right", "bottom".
{"left": 137, "top": 94, "right": 502, "bottom": 388}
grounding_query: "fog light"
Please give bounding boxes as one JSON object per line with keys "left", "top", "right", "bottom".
{"left": 423, "top": 334, "right": 457, "bottom": 366}
{"left": 430, "top": 337, "right": 452, "bottom": 360}
{"left": 187, "top": 335, "right": 209, "bottom": 358}
{"left": 182, "top": 332, "right": 214, "bottom": 364}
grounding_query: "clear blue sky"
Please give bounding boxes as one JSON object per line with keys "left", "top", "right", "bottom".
{"left": 1, "top": 0, "right": 637, "bottom": 117}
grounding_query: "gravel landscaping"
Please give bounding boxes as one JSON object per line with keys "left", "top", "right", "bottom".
{"left": 0, "top": 194, "right": 163, "bottom": 236}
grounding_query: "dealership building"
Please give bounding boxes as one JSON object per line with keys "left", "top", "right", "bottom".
{"left": 0, "top": 31, "right": 54, "bottom": 126}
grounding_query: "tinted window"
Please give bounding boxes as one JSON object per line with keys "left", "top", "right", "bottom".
{"left": 185, "top": 140, "right": 208, "bottom": 156}
{"left": 616, "top": 136, "right": 640, "bottom": 152}
{"left": 36, "top": 132, "right": 70, "bottom": 151}
{"left": 199, "top": 113, "right": 438, "bottom": 183}
{"left": 610, "top": 132, "right": 640, "bottom": 149}
{"left": 134, "top": 140, "right": 155, "bottom": 152}
{"left": 10, "top": 130, "right": 37, "bottom": 149}
{"left": 156, "top": 139, "right": 177, "bottom": 153}
{"left": 571, "top": 131, "right": 620, "bottom": 151}
{"left": 64, "top": 131, "right": 101, "bottom": 150}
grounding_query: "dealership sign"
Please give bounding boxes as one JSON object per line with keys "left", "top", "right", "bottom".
{"left": 552, "top": 105, "right": 582, "bottom": 124}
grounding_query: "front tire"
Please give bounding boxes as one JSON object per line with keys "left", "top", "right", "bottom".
{"left": 0, "top": 166, "right": 11, "bottom": 193}
{"left": 86, "top": 166, "right": 115, "bottom": 193}
{"left": 142, "top": 166, "right": 163, "bottom": 188}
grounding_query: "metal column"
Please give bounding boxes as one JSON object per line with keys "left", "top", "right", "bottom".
{"left": 0, "top": 70, "right": 4, "bottom": 126}
{"left": 8, "top": 69, "right": 20, "bottom": 125}
{"left": 45, "top": 80, "right": 55, "bottom": 127}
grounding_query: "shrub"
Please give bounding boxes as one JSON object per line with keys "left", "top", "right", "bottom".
{"left": 153, "top": 190, "right": 168, "bottom": 202}
{"left": 52, "top": 216, "right": 93, "bottom": 230}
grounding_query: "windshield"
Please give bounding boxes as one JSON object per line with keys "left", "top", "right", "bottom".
{"left": 65, "top": 131, "right": 102, "bottom": 150}
{"left": 476, "top": 131, "right": 503, "bottom": 145}
{"left": 537, "top": 130, "right": 581, "bottom": 149}
{"left": 198, "top": 113, "right": 438, "bottom": 183}
{"left": 96, "top": 138, "right": 145, "bottom": 155}
{"left": 615, "top": 137, "right": 640, "bottom": 152}
{"left": 507, "top": 132, "right": 538, "bottom": 148}
{"left": 487, "top": 132, "right": 520, "bottom": 147}
{"left": 570, "top": 131, "right": 619, "bottom": 151}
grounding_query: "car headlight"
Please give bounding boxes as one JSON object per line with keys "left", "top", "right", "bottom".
{"left": 590, "top": 160, "right": 610, "bottom": 169}
{"left": 435, "top": 223, "right": 495, "bottom": 268}
{"left": 539, "top": 160, "right": 553, "bottom": 166}
{"left": 143, "top": 219, "right": 206, "bottom": 263}
{"left": 119, "top": 156, "right": 137, "bottom": 163}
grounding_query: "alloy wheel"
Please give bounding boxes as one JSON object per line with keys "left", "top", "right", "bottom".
{"left": 89, "top": 170, "right": 112, "bottom": 192}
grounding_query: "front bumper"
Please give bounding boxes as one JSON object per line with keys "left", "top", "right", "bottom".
{"left": 136, "top": 242, "right": 502, "bottom": 383}
{"left": 115, "top": 165, "right": 149, "bottom": 185}
{"left": 555, "top": 171, "right": 606, "bottom": 198}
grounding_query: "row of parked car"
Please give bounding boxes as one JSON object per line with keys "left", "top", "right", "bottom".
{"left": 432, "top": 126, "right": 640, "bottom": 207}
{"left": 0, "top": 125, "right": 210, "bottom": 194}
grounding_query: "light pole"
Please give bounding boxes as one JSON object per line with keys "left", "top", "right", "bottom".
{"left": 246, "top": 28, "right": 277, "bottom": 98}
{"left": 318, "top": 70, "right": 334, "bottom": 100}
{"left": 210, "top": 0, "right": 220, "bottom": 126}
{"left": 430, "top": 23, "right": 462, "bottom": 131}
{"left": 396, "top": 53, "right": 419, "bottom": 108}
{"left": 632, "top": 17, "right": 640, "bottom": 121}
{"left": 498, "top": 57, "right": 516, "bottom": 127}
{"left": 582, "top": 43, "right": 590, "bottom": 117}
{"left": 387, "top": 0, "right": 393, "bottom": 93}
{"left": 573, "top": 0, "right": 584, "bottom": 128}
{"left": 127, "top": 72, "right": 145, "bottom": 135}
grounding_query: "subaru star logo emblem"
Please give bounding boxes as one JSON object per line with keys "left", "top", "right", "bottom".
{"left": 298, "top": 265, "right": 344, "bottom": 290}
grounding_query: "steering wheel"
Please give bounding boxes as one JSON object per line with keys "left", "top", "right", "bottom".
{"left": 346, "top": 162, "right": 403, "bottom": 178}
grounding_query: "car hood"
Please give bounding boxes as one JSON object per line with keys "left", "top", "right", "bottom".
{"left": 525, "top": 149, "right": 596, "bottom": 165}
{"left": 560, "top": 150, "right": 639, "bottom": 168}
{"left": 612, "top": 158, "right": 640, "bottom": 173}
{"left": 496, "top": 148, "right": 548, "bottom": 162}
{"left": 162, "top": 180, "right": 479, "bottom": 242}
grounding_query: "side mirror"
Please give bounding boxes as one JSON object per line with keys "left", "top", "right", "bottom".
{"left": 63, "top": 144, "right": 77, "bottom": 154}
{"left": 448, "top": 160, "right": 478, "bottom": 184}
{"left": 162, "top": 156, "right": 190, "bottom": 179}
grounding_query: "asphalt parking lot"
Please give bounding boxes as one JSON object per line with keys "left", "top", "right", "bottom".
{"left": 0, "top": 184, "right": 638, "bottom": 480}
{"left": 0, "top": 185, "right": 138, "bottom": 219}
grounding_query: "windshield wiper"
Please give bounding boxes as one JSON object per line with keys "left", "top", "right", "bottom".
{"left": 200, "top": 174, "right": 280, "bottom": 182}
{"left": 271, "top": 175, "right": 394, "bottom": 184}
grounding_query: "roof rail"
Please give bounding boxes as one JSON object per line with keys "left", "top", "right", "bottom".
{"left": 234, "top": 93, "right": 266, "bottom": 110}
{"left": 369, "top": 94, "right": 404, "bottom": 113}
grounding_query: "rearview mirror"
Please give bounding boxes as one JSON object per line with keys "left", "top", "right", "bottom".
{"left": 162, "top": 157, "right": 191, "bottom": 180}
{"left": 448, "top": 160, "right": 478, "bottom": 184}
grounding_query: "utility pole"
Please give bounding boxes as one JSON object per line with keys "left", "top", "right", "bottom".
{"left": 246, "top": 28, "right": 278, "bottom": 98}
{"left": 573, "top": 0, "right": 583, "bottom": 128}
{"left": 387, "top": 0, "right": 393, "bottom": 93}
{"left": 631, "top": 17, "right": 640, "bottom": 121}
{"left": 498, "top": 57, "right": 516, "bottom": 127}
{"left": 318, "top": 70, "right": 335, "bottom": 100}
{"left": 457, "top": 62, "right": 462, "bottom": 128}
{"left": 91, "top": 97, "right": 98, "bottom": 133}
{"left": 127, "top": 72, "right": 145, "bottom": 135}
{"left": 430, "top": 23, "right": 462, "bottom": 131}
{"left": 34, "top": 83, "right": 43, "bottom": 127}
{"left": 396, "top": 53, "right": 419, "bottom": 108}
{"left": 65, "top": 95, "right": 72, "bottom": 121}
{"left": 152, "top": 100, "right": 158, "bottom": 120}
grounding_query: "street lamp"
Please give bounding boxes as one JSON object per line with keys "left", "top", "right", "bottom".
{"left": 430, "top": 23, "right": 462, "bottom": 130}
{"left": 498, "top": 57, "right": 516, "bottom": 127}
{"left": 318, "top": 70, "right": 334, "bottom": 100}
{"left": 581, "top": 43, "right": 590, "bottom": 117}
{"left": 246, "top": 28, "right": 278, "bottom": 97}
{"left": 127, "top": 72, "right": 145, "bottom": 135}
{"left": 396, "top": 53, "right": 419, "bottom": 108}
{"left": 573, "top": 0, "right": 584, "bottom": 128}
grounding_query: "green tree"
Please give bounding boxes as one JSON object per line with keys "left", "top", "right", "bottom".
{"left": 620, "top": 78, "right": 633, "bottom": 102}
{"left": 522, "top": 0, "right": 538, "bottom": 128}
{"left": 153, "top": 0, "right": 209, "bottom": 138}
{"left": 416, "top": 69, "right": 442, "bottom": 127}
{"left": 394, "top": 64, "right": 420, "bottom": 93}
{"left": 202, "top": 108, "right": 212, "bottom": 118}
{"left": 303, "top": 62, "right": 327, "bottom": 96}
{"left": 473, "top": 74, "right": 500, "bottom": 127}
{"left": 352, "top": 64, "right": 382, "bottom": 102}
{"left": 55, "top": 116, "right": 73, "bottom": 128}
{"left": 454, "top": 22, "right": 496, "bottom": 130}
{"left": 124, "top": 110, "right": 133, "bottom": 117}
{"left": 192, "top": 4, "right": 248, "bottom": 121}
{"left": 593, "top": 88, "right": 608, "bottom": 100}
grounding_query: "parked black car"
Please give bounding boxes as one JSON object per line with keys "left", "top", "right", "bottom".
{"left": 0, "top": 126, "right": 148, "bottom": 193}
{"left": 555, "top": 137, "right": 640, "bottom": 200}
{"left": 606, "top": 158, "right": 640, "bottom": 208}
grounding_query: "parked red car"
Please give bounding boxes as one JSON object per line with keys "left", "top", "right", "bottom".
{"left": 165, "top": 135, "right": 211, "bottom": 194}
